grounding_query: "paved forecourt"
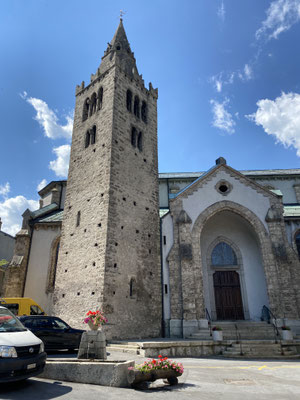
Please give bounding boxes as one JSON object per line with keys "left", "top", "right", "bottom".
{"left": 1, "top": 352, "right": 300, "bottom": 399}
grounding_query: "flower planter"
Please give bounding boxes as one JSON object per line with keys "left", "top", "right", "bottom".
{"left": 212, "top": 331, "right": 223, "bottom": 341}
{"left": 282, "top": 330, "right": 293, "bottom": 341}
{"left": 131, "top": 369, "right": 182, "bottom": 388}
{"left": 88, "top": 321, "right": 102, "bottom": 331}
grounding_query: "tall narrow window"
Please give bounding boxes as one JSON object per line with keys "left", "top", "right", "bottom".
{"left": 129, "top": 278, "right": 136, "bottom": 298}
{"left": 137, "top": 131, "right": 143, "bottom": 151}
{"left": 82, "top": 98, "right": 90, "bottom": 121}
{"left": 90, "top": 93, "right": 97, "bottom": 116}
{"left": 98, "top": 87, "right": 103, "bottom": 110}
{"left": 76, "top": 211, "right": 81, "bottom": 227}
{"left": 141, "top": 101, "right": 147, "bottom": 123}
{"left": 90, "top": 125, "right": 96, "bottom": 144}
{"left": 126, "top": 90, "right": 132, "bottom": 112}
{"left": 131, "top": 127, "right": 137, "bottom": 147}
{"left": 85, "top": 130, "right": 90, "bottom": 148}
{"left": 134, "top": 96, "right": 140, "bottom": 118}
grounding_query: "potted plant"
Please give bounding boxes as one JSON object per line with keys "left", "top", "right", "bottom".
{"left": 281, "top": 325, "right": 293, "bottom": 340}
{"left": 212, "top": 326, "right": 223, "bottom": 341}
{"left": 129, "top": 355, "right": 184, "bottom": 387}
{"left": 83, "top": 310, "right": 108, "bottom": 330}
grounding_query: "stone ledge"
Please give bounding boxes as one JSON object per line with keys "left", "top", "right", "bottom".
{"left": 39, "top": 359, "right": 135, "bottom": 387}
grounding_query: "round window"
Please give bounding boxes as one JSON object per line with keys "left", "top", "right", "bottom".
{"left": 215, "top": 180, "right": 232, "bottom": 196}
{"left": 219, "top": 185, "right": 228, "bottom": 193}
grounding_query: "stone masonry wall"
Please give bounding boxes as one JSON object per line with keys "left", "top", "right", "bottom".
{"left": 102, "top": 67, "right": 161, "bottom": 339}
{"left": 1, "top": 229, "right": 31, "bottom": 297}
{"left": 53, "top": 26, "right": 161, "bottom": 339}
{"left": 53, "top": 69, "right": 115, "bottom": 328}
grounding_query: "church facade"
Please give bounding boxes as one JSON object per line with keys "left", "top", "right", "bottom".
{"left": 1, "top": 22, "right": 300, "bottom": 339}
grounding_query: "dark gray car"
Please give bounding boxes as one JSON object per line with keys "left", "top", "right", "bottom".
{"left": 19, "top": 316, "right": 84, "bottom": 351}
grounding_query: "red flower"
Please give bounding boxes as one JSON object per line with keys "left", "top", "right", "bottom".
{"left": 152, "top": 359, "right": 156, "bottom": 364}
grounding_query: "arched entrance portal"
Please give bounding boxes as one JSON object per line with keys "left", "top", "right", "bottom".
{"left": 200, "top": 210, "right": 269, "bottom": 321}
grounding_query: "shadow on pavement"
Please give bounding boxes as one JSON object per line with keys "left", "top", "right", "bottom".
{"left": 132, "top": 382, "right": 196, "bottom": 392}
{"left": 0, "top": 379, "right": 72, "bottom": 399}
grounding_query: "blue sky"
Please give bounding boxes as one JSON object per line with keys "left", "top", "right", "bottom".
{"left": 1, "top": 0, "right": 300, "bottom": 235}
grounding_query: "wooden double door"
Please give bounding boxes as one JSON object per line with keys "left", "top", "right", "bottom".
{"left": 213, "top": 271, "right": 244, "bottom": 320}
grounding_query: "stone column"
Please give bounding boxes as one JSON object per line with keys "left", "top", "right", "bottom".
{"left": 78, "top": 330, "right": 107, "bottom": 360}
{"left": 266, "top": 205, "right": 300, "bottom": 319}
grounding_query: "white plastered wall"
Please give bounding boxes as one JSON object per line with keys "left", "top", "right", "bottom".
{"left": 24, "top": 226, "right": 60, "bottom": 314}
{"left": 200, "top": 211, "right": 269, "bottom": 321}
{"left": 182, "top": 170, "right": 272, "bottom": 232}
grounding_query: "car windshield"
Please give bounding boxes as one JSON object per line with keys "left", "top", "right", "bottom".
{"left": 0, "top": 308, "right": 26, "bottom": 332}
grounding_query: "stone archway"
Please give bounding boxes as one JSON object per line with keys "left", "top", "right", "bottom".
{"left": 191, "top": 201, "right": 282, "bottom": 321}
{"left": 206, "top": 235, "right": 249, "bottom": 321}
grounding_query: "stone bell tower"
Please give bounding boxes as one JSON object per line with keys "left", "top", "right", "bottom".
{"left": 53, "top": 20, "right": 162, "bottom": 339}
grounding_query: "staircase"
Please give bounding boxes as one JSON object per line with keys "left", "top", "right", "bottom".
{"left": 190, "top": 321, "right": 278, "bottom": 341}
{"left": 222, "top": 341, "right": 298, "bottom": 358}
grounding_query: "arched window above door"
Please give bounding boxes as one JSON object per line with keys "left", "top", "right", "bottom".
{"left": 211, "top": 242, "right": 237, "bottom": 266}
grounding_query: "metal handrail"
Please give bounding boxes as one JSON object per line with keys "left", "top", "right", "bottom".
{"left": 205, "top": 308, "right": 212, "bottom": 337}
{"left": 261, "top": 305, "right": 282, "bottom": 348}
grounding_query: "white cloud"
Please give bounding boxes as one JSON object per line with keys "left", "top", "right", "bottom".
{"left": 210, "top": 98, "right": 236, "bottom": 134}
{"left": 49, "top": 144, "right": 71, "bottom": 178}
{"left": 217, "top": 1, "right": 225, "bottom": 22}
{"left": 246, "top": 92, "right": 300, "bottom": 155}
{"left": 37, "top": 179, "right": 47, "bottom": 192}
{"left": 210, "top": 74, "right": 223, "bottom": 92}
{"left": 0, "top": 183, "right": 10, "bottom": 198}
{"left": 21, "top": 92, "right": 73, "bottom": 140}
{"left": 256, "top": 0, "right": 300, "bottom": 40}
{"left": 210, "top": 65, "right": 253, "bottom": 92}
{"left": 0, "top": 196, "right": 39, "bottom": 236}
{"left": 243, "top": 64, "right": 253, "bottom": 80}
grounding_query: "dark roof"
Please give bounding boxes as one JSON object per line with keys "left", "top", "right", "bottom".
{"left": 30, "top": 203, "right": 58, "bottom": 219}
{"left": 33, "top": 209, "right": 63, "bottom": 224}
{"left": 159, "top": 168, "right": 300, "bottom": 180}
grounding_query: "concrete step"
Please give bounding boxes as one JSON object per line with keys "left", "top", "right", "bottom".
{"left": 106, "top": 343, "right": 141, "bottom": 354}
{"left": 191, "top": 321, "right": 278, "bottom": 341}
{"left": 223, "top": 342, "right": 298, "bottom": 358}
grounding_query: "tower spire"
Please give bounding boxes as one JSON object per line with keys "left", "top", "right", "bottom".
{"left": 109, "top": 18, "right": 130, "bottom": 50}
{"left": 98, "top": 19, "right": 143, "bottom": 84}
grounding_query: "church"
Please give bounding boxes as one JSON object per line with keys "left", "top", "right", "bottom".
{"left": 1, "top": 20, "right": 300, "bottom": 340}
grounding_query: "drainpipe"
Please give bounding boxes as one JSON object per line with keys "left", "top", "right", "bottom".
{"left": 159, "top": 218, "right": 165, "bottom": 338}
{"left": 177, "top": 222, "right": 184, "bottom": 338}
{"left": 58, "top": 182, "right": 63, "bottom": 209}
{"left": 22, "top": 223, "right": 33, "bottom": 297}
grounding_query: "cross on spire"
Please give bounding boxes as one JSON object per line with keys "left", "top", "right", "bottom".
{"left": 120, "top": 9, "right": 126, "bottom": 20}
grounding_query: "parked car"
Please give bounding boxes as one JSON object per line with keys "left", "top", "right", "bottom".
{"left": 0, "top": 297, "right": 45, "bottom": 316}
{"left": 18, "top": 316, "right": 85, "bottom": 351}
{"left": 0, "top": 306, "right": 46, "bottom": 383}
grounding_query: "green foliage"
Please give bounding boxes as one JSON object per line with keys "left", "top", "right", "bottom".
{"left": 0, "top": 259, "right": 9, "bottom": 267}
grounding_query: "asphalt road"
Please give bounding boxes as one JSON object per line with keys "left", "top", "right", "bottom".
{"left": 1, "top": 352, "right": 300, "bottom": 400}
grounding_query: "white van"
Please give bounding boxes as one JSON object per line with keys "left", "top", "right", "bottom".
{"left": 0, "top": 306, "right": 47, "bottom": 383}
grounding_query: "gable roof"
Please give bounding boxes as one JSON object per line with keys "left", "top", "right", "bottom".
{"left": 171, "top": 162, "right": 281, "bottom": 202}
